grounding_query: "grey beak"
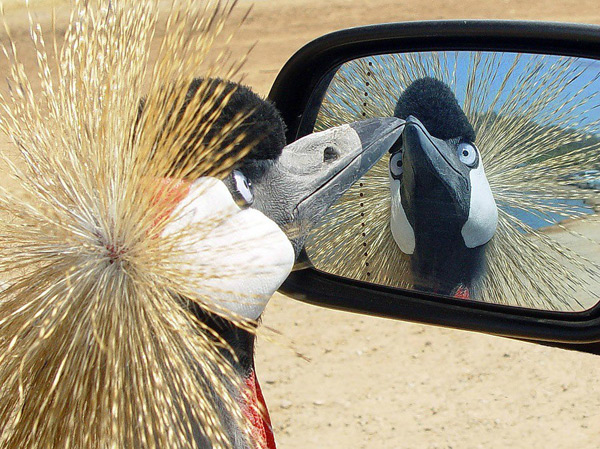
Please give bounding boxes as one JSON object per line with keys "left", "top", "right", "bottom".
{"left": 403, "top": 115, "right": 466, "bottom": 179}
{"left": 249, "top": 117, "right": 404, "bottom": 262}
{"left": 347, "top": 117, "right": 406, "bottom": 175}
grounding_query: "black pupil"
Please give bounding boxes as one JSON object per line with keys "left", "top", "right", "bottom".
{"left": 324, "top": 146, "right": 337, "bottom": 161}
{"left": 462, "top": 150, "right": 469, "bottom": 157}
{"left": 396, "top": 159, "right": 402, "bottom": 167}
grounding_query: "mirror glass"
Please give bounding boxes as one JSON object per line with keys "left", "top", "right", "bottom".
{"left": 304, "top": 51, "right": 600, "bottom": 312}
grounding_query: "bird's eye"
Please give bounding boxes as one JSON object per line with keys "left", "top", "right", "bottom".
{"left": 323, "top": 146, "right": 339, "bottom": 162}
{"left": 231, "top": 170, "right": 254, "bottom": 208}
{"left": 389, "top": 151, "right": 403, "bottom": 178}
{"left": 457, "top": 142, "right": 479, "bottom": 168}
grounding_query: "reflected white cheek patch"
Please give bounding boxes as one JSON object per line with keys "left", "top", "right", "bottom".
{"left": 461, "top": 163, "right": 498, "bottom": 248}
{"left": 389, "top": 176, "right": 415, "bottom": 255}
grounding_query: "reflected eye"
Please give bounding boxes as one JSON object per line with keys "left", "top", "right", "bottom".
{"left": 457, "top": 142, "right": 479, "bottom": 168}
{"left": 389, "top": 151, "right": 403, "bottom": 178}
{"left": 231, "top": 169, "right": 254, "bottom": 208}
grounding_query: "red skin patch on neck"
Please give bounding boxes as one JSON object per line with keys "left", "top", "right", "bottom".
{"left": 453, "top": 285, "right": 470, "bottom": 299}
{"left": 243, "top": 369, "right": 277, "bottom": 449}
{"left": 152, "top": 178, "right": 192, "bottom": 227}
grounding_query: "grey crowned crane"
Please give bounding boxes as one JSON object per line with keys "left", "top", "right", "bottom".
{"left": 0, "top": 0, "right": 405, "bottom": 447}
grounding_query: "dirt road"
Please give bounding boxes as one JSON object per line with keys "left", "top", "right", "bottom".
{"left": 1, "top": 1, "right": 599, "bottom": 448}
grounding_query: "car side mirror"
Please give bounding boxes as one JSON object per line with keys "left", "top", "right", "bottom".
{"left": 268, "top": 21, "right": 600, "bottom": 354}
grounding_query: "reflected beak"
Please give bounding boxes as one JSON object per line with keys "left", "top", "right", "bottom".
{"left": 401, "top": 115, "right": 470, "bottom": 223}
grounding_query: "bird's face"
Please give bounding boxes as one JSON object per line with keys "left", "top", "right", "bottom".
{"left": 389, "top": 115, "right": 497, "bottom": 255}
{"left": 162, "top": 177, "right": 295, "bottom": 321}
{"left": 236, "top": 118, "right": 405, "bottom": 257}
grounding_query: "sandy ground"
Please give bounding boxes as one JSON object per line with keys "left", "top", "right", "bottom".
{"left": 1, "top": 1, "right": 600, "bottom": 448}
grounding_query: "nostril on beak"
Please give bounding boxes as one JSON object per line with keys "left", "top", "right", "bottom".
{"left": 323, "top": 146, "right": 339, "bottom": 162}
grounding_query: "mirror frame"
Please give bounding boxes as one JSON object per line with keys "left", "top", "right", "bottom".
{"left": 268, "top": 20, "right": 600, "bottom": 353}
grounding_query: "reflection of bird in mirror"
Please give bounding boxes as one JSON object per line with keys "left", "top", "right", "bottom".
{"left": 307, "top": 52, "right": 600, "bottom": 311}
{"left": 390, "top": 77, "right": 498, "bottom": 298}
{"left": 0, "top": 1, "right": 404, "bottom": 445}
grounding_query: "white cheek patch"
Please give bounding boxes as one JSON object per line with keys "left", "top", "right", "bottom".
{"left": 461, "top": 162, "right": 498, "bottom": 248}
{"left": 164, "top": 177, "right": 295, "bottom": 320}
{"left": 389, "top": 175, "right": 415, "bottom": 255}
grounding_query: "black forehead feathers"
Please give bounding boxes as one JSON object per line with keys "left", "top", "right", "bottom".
{"left": 137, "top": 78, "right": 286, "bottom": 179}
{"left": 394, "top": 77, "right": 476, "bottom": 142}
{"left": 184, "top": 78, "right": 287, "bottom": 166}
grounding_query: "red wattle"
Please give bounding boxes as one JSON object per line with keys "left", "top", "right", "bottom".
{"left": 152, "top": 178, "right": 192, "bottom": 228}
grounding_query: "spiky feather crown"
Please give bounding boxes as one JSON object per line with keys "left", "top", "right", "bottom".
{"left": 0, "top": 1, "right": 281, "bottom": 448}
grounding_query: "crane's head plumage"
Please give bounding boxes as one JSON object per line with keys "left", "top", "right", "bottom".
{"left": 179, "top": 78, "right": 287, "bottom": 178}
{"left": 0, "top": 1, "right": 288, "bottom": 448}
{"left": 394, "top": 76, "right": 476, "bottom": 141}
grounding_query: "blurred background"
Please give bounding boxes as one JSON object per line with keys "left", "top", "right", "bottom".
{"left": 1, "top": 1, "right": 599, "bottom": 448}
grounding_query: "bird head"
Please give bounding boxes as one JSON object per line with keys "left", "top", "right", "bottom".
{"left": 390, "top": 77, "right": 498, "bottom": 257}
{"left": 240, "top": 118, "right": 405, "bottom": 256}
{"left": 192, "top": 79, "right": 405, "bottom": 258}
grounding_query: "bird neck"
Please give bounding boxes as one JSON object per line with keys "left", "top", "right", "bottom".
{"left": 191, "top": 306, "right": 276, "bottom": 449}
{"left": 410, "top": 238, "right": 486, "bottom": 298}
